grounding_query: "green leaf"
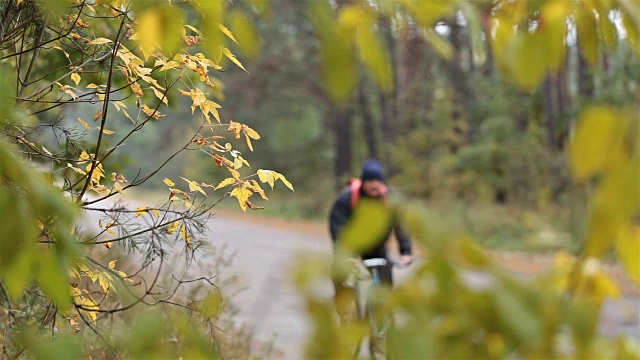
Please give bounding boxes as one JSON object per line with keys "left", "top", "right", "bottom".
{"left": 19, "top": 329, "right": 83, "bottom": 360}
{"left": 37, "top": 251, "right": 72, "bottom": 311}
{"left": 493, "top": 291, "right": 542, "bottom": 346}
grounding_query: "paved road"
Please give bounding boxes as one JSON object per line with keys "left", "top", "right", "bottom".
{"left": 207, "top": 214, "right": 332, "bottom": 359}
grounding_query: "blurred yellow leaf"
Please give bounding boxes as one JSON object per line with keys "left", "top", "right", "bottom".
{"left": 308, "top": 1, "right": 357, "bottom": 103}
{"left": 616, "top": 224, "right": 640, "bottom": 284}
{"left": 135, "top": 206, "right": 149, "bottom": 218}
{"left": 576, "top": 9, "right": 599, "bottom": 66}
{"left": 180, "top": 225, "right": 191, "bottom": 248}
{"left": 568, "top": 107, "right": 626, "bottom": 182}
{"left": 423, "top": 29, "right": 454, "bottom": 61}
{"left": 338, "top": 199, "right": 393, "bottom": 254}
{"left": 510, "top": 32, "right": 546, "bottom": 90}
{"left": 167, "top": 222, "right": 179, "bottom": 235}
{"left": 229, "top": 9, "right": 261, "bottom": 60}
{"left": 108, "top": 260, "right": 116, "bottom": 269}
{"left": 163, "top": 178, "right": 175, "bottom": 186}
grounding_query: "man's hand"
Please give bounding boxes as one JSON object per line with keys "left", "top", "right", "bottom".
{"left": 398, "top": 255, "right": 413, "bottom": 267}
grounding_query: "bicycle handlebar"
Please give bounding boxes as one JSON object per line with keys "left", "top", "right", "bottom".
{"left": 362, "top": 257, "right": 411, "bottom": 269}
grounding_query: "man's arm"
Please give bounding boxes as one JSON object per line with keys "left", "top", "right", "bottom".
{"left": 329, "top": 189, "right": 352, "bottom": 242}
{"left": 394, "top": 222, "right": 413, "bottom": 265}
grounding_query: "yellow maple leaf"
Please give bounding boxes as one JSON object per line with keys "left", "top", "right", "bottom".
{"left": 230, "top": 186, "right": 253, "bottom": 212}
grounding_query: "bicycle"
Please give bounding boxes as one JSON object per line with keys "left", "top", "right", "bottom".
{"left": 351, "top": 257, "right": 404, "bottom": 360}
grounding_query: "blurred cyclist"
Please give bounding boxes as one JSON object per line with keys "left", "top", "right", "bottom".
{"left": 328, "top": 159, "right": 412, "bottom": 321}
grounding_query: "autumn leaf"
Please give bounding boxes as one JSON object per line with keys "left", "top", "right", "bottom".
{"left": 230, "top": 186, "right": 253, "bottom": 212}
{"left": 246, "top": 200, "right": 264, "bottom": 211}
{"left": 257, "top": 169, "right": 294, "bottom": 191}
{"left": 135, "top": 206, "right": 149, "bottom": 217}
{"left": 163, "top": 178, "right": 175, "bottom": 186}
{"left": 247, "top": 180, "right": 268, "bottom": 200}
{"left": 167, "top": 222, "right": 179, "bottom": 235}
{"left": 180, "top": 224, "right": 192, "bottom": 249}
{"left": 222, "top": 47, "right": 248, "bottom": 73}
{"left": 108, "top": 260, "right": 117, "bottom": 269}
{"left": 77, "top": 117, "right": 90, "bottom": 129}
{"left": 213, "top": 153, "right": 234, "bottom": 168}
{"left": 152, "top": 86, "right": 169, "bottom": 105}
{"left": 274, "top": 171, "right": 294, "bottom": 191}
{"left": 71, "top": 72, "right": 81, "bottom": 85}
{"left": 215, "top": 177, "right": 236, "bottom": 190}
{"left": 218, "top": 24, "right": 238, "bottom": 43}
{"left": 180, "top": 177, "right": 207, "bottom": 196}
{"left": 113, "top": 181, "right": 124, "bottom": 194}
{"left": 257, "top": 169, "right": 276, "bottom": 189}
{"left": 89, "top": 37, "right": 113, "bottom": 45}
{"left": 228, "top": 167, "right": 241, "bottom": 180}
{"left": 185, "top": 24, "right": 203, "bottom": 36}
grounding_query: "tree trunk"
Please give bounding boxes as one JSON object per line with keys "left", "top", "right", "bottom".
{"left": 542, "top": 74, "right": 557, "bottom": 149}
{"left": 577, "top": 41, "right": 595, "bottom": 100}
{"left": 448, "top": 20, "right": 465, "bottom": 154}
{"left": 334, "top": 105, "right": 353, "bottom": 190}
{"left": 378, "top": 15, "right": 399, "bottom": 173}
{"left": 556, "top": 56, "right": 571, "bottom": 148}
{"left": 358, "top": 82, "right": 379, "bottom": 159}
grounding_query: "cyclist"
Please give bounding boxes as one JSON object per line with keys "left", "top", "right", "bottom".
{"left": 328, "top": 159, "right": 413, "bottom": 321}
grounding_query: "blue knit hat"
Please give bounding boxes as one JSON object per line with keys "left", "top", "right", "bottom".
{"left": 360, "top": 159, "right": 385, "bottom": 182}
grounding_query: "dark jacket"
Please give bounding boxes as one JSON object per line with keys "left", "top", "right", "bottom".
{"left": 328, "top": 186, "right": 412, "bottom": 259}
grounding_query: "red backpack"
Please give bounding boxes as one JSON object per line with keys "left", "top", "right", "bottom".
{"left": 347, "top": 178, "right": 388, "bottom": 208}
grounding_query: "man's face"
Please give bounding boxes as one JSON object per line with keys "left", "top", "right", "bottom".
{"left": 361, "top": 179, "right": 385, "bottom": 198}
